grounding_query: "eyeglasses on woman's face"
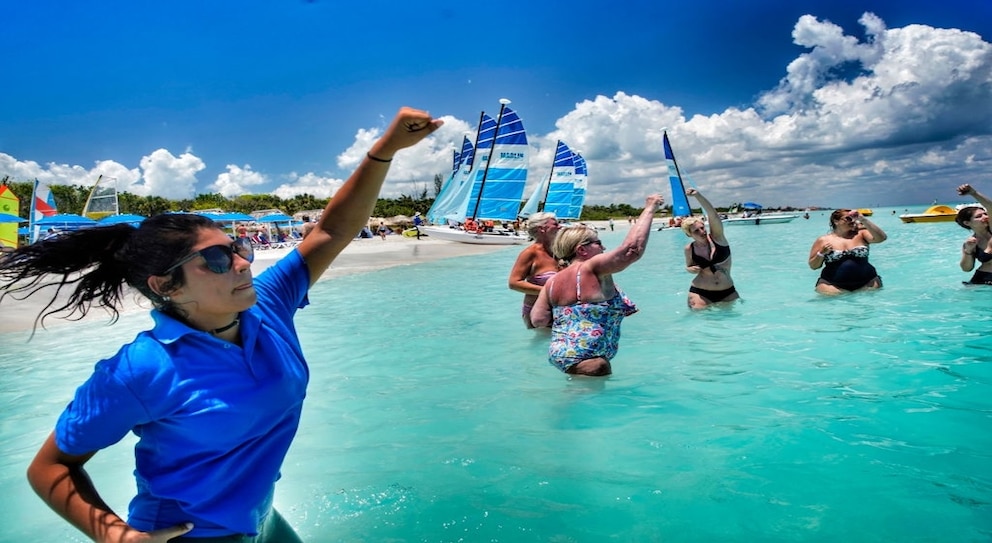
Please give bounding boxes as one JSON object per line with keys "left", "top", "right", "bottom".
{"left": 162, "top": 238, "right": 254, "bottom": 275}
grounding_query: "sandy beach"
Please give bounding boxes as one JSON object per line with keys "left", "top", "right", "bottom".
{"left": 0, "top": 233, "right": 510, "bottom": 334}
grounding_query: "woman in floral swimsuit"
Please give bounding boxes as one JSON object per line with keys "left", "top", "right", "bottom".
{"left": 531, "top": 194, "right": 664, "bottom": 376}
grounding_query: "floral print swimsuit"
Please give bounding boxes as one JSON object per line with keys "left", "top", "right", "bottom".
{"left": 547, "top": 270, "right": 637, "bottom": 372}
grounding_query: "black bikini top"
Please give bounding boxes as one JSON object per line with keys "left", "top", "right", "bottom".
{"left": 691, "top": 242, "right": 731, "bottom": 271}
{"left": 976, "top": 248, "right": 992, "bottom": 263}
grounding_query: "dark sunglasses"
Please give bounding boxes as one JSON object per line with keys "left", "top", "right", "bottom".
{"left": 162, "top": 238, "right": 254, "bottom": 275}
{"left": 581, "top": 239, "right": 603, "bottom": 247}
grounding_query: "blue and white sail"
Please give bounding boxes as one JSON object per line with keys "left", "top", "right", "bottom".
{"left": 466, "top": 105, "right": 528, "bottom": 221}
{"left": 568, "top": 152, "right": 588, "bottom": 220}
{"left": 543, "top": 140, "right": 576, "bottom": 219}
{"left": 518, "top": 173, "right": 549, "bottom": 219}
{"left": 435, "top": 113, "right": 497, "bottom": 224}
{"left": 664, "top": 131, "right": 692, "bottom": 217}
{"left": 427, "top": 135, "right": 475, "bottom": 225}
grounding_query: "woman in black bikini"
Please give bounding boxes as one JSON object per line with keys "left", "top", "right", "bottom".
{"left": 809, "top": 209, "right": 887, "bottom": 294}
{"left": 682, "top": 188, "right": 739, "bottom": 309}
{"left": 955, "top": 184, "right": 992, "bottom": 285}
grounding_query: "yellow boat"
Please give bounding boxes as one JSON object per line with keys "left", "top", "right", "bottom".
{"left": 899, "top": 205, "right": 957, "bottom": 223}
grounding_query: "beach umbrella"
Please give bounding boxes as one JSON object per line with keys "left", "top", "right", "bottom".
{"left": 0, "top": 212, "right": 25, "bottom": 223}
{"left": 742, "top": 202, "right": 763, "bottom": 210}
{"left": 204, "top": 211, "right": 254, "bottom": 222}
{"left": 256, "top": 213, "right": 294, "bottom": 223}
{"left": 35, "top": 213, "right": 98, "bottom": 228}
{"left": 98, "top": 213, "right": 146, "bottom": 226}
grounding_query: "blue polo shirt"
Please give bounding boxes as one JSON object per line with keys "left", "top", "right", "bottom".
{"left": 55, "top": 250, "right": 311, "bottom": 537}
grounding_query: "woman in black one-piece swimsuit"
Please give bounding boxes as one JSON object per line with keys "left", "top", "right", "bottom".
{"left": 808, "top": 209, "right": 887, "bottom": 294}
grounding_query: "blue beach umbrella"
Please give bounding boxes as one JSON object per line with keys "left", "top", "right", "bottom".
{"left": 0, "top": 212, "right": 25, "bottom": 223}
{"left": 35, "top": 213, "right": 98, "bottom": 229}
{"left": 256, "top": 213, "right": 294, "bottom": 223}
{"left": 203, "top": 211, "right": 254, "bottom": 222}
{"left": 98, "top": 213, "right": 147, "bottom": 226}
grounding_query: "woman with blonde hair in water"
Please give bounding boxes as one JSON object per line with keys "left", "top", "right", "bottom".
{"left": 507, "top": 212, "right": 560, "bottom": 328}
{"left": 681, "top": 188, "right": 739, "bottom": 309}
{"left": 531, "top": 194, "right": 664, "bottom": 376}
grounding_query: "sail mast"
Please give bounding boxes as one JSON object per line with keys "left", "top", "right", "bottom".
{"left": 465, "top": 110, "right": 486, "bottom": 174}
{"left": 664, "top": 131, "right": 687, "bottom": 195}
{"left": 470, "top": 99, "right": 510, "bottom": 221}
{"left": 81, "top": 175, "right": 103, "bottom": 219}
{"left": 537, "top": 139, "right": 561, "bottom": 213}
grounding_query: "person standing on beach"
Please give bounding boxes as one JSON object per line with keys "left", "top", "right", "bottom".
{"left": 808, "top": 208, "right": 887, "bottom": 294}
{"left": 955, "top": 183, "right": 992, "bottom": 284}
{"left": 413, "top": 211, "right": 424, "bottom": 240}
{"left": 682, "top": 188, "right": 739, "bottom": 309}
{"left": 508, "top": 212, "right": 560, "bottom": 329}
{"left": 531, "top": 194, "right": 664, "bottom": 376}
{"left": 0, "top": 107, "right": 441, "bottom": 542}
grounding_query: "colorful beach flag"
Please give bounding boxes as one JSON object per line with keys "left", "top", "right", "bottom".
{"left": 0, "top": 184, "right": 20, "bottom": 248}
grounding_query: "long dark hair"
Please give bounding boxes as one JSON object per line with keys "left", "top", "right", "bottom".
{"left": 0, "top": 213, "right": 221, "bottom": 332}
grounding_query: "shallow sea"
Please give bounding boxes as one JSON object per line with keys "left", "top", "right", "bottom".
{"left": 1, "top": 206, "right": 990, "bottom": 542}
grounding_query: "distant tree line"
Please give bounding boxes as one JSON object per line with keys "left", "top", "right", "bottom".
{"left": 2, "top": 175, "right": 737, "bottom": 222}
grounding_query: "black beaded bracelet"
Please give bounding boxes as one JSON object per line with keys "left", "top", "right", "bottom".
{"left": 366, "top": 152, "right": 392, "bottom": 163}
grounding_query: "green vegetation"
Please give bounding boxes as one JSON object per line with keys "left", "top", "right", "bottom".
{"left": 3, "top": 176, "right": 752, "bottom": 221}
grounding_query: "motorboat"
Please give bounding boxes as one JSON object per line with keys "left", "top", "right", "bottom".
{"left": 899, "top": 205, "right": 957, "bottom": 223}
{"left": 722, "top": 213, "right": 800, "bottom": 225}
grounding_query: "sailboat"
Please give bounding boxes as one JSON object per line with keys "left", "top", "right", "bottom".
{"left": 518, "top": 140, "right": 589, "bottom": 222}
{"left": 29, "top": 178, "right": 59, "bottom": 242}
{"left": 422, "top": 99, "right": 530, "bottom": 245}
{"left": 665, "top": 131, "right": 693, "bottom": 220}
{"left": 81, "top": 175, "right": 119, "bottom": 220}
{"left": 426, "top": 135, "right": 475, "bottom": 226}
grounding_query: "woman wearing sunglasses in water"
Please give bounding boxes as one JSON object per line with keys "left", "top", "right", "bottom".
{"left": 0, "top": 107, "right": 441, "bottom": 542}
{"left": 808, "top": 208, "right": 887, "bottom": 294}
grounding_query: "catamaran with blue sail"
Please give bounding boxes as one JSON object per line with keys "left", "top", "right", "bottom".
{"left": 423, "top": 99, "right": 530, "bottom": 245}
{"left": 518, "top": 140, "right": 588, "bottom": 222}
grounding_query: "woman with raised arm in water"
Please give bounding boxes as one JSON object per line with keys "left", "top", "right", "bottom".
{"left": 1, "top": 107, "right": 441, "bottom": 542}
{"left": 681, "top": 188, "right": 740, "bottom": 309}
{"left": 531, "top": 194, "right": 664, "bottom": 376}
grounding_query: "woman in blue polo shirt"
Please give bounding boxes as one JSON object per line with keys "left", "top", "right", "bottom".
{"left": 1, "top": 107, "right": 442, "bottom": 542}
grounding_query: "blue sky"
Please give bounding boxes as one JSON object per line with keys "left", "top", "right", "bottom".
{"left": 1, "top": 0, "right": 990, "bottom": 208}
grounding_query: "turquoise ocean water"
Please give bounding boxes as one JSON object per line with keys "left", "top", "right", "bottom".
{"left": 1, "top": 206, "right": 990, "bottom": 542}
